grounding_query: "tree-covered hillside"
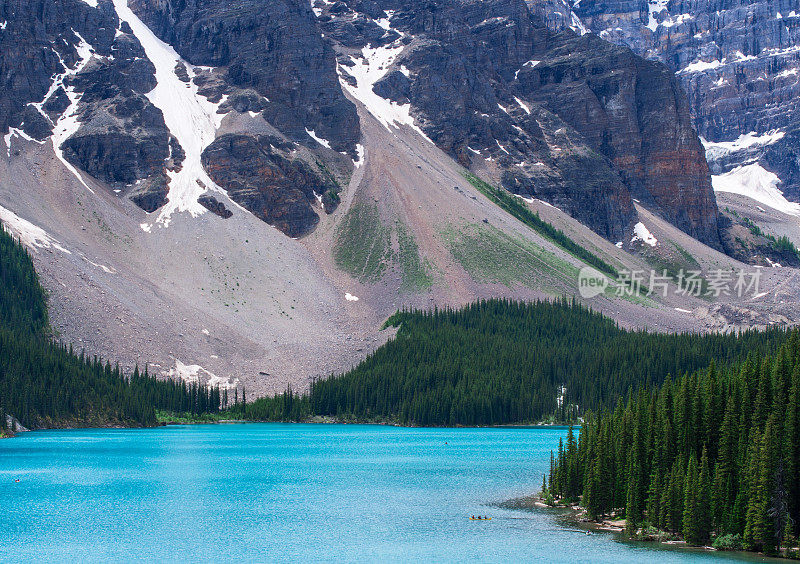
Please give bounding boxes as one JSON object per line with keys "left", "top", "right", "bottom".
{"left": 0, "top": 223, "right": 220, "bottom": 431}
{"left": 547, "top": 335, "right": 800, "bottom": 555}
{"left": 245, "top": 299, "right": 792, "bottom": 426}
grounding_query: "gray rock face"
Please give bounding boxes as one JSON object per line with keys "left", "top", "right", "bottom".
{"left": 530, "top": 0, "right": 800, "bottom": 199}
{"left": 322, "top": 0, "right": 721, "bottom": 247}
{"left": 0, "top": 0, "right": 179, "bottom": 213}
{"left": 0, "top": 0, "right": 117, "bottom": 134}
{"left": 128, "top": 0, "right": 361, "bottom": 156}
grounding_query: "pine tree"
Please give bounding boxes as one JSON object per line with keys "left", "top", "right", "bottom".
{"left": 683, "top": 454, "right": 702, "bottom": 545}
{"left": 697, "top": 445, "right": 713, "bottom": 543}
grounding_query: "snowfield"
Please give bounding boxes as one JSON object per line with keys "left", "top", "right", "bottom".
{"left": 337, "top": 18, "right": 432, "bottom": 143}
{"left": 631, "top": 222, "right": 658, "bottom": 246}
{"left": 306, "top": 128, "right": 332, "bottom": 149}
{"left": 0, "top": 204, "right": 71, "bottom": 254}
{"left": 712, "top": 163, "right": 800, "bottom": 216}
{"left": 166, "top": 358, "right": 239, "bottom": 390}
{"left": 702, "top": 130, "right": 785, "bottom": 160}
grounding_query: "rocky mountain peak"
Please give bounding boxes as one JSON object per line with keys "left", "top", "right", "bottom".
{"left": 319, "top": 0, "right": 721, "bottom": 247}
{"left": 529, "top": 0, "right": 800, "bottom": 204}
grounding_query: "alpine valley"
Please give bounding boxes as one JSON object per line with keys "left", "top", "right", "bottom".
{"left": 2, "top": 0, "right": 800, "bottom": 398}
{"left": 4, "top": 0, "right": 800, "bottom": 560}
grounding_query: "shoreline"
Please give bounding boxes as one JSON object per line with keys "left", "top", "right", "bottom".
{"left": 507, "top": 494, "right": 796, "bottom": 561}
{"left": 1, "top": 416, "right": 580, "bottom": 437}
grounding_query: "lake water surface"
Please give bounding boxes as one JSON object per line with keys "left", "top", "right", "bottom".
{"left": 0, "top": 424, "right": 780, "bottom": 562}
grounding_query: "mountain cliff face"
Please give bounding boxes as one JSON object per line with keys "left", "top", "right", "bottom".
{"left": 128, "top": 0, "right": 360, "bottom": 156}
{"left": 319, "top": 0, "right": 722, "bottom": 247}
{"left": 0, "top": 0, "right": 354, "bottom": 237}
{"left": 528, "top": 0, "right": 800, "bottom": 201}
{"left": 0, "top": 0, "right": 721, "bottom": 247}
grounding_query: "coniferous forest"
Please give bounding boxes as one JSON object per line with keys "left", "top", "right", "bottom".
{"left": 546, "top": 334, "right": 800, "bottom": 555}
{"left": 0, "top": 223, "right": 220, "bottom": 431}
{"left": 245, "top": 299, "right": 792, "bottom": 426}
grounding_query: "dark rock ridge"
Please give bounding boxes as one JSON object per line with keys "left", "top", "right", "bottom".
{"left": 202, "top": 134, "right": 339, "bottom": 237}
{"left": 523, "top": 32, "right": 721, "bottom": 248}
{"left": 62, "top": 48, "right": 172, "bottom": 183}
{"left": 529, "top": 0, "right": 800, "bottom": 199}
{"left": 128, "top": 0, "right": 361, "bottom": 156}
{"left": 321, "top": 0, "right": 721, "bottom": 247}
{"left": 60, "top": 23, "right": 181, "bottom": 212}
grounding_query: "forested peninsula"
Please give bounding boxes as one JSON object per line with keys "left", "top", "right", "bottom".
{"left": 545, "top": 336, "right": 800, "bottom": 557}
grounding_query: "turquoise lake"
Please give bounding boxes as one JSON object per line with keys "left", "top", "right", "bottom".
{"left": 0, "top": 424, "right": 780, "bottom": 562}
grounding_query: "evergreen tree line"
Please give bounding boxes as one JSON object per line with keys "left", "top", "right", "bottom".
{"left": 0, "top": 223, "right": 221, "bottom": 430}
{"left": 245, "top": 298, "right": 792, "bottom": 426}
{"left": 547, "top": 334, "right": 800, "bottom": 555}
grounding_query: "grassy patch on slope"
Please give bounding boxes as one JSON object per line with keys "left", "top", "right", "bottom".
{"left": 396, "top": 222, "right": 433, "bottom": 292}
{"left": 462, "top": 172, "right": 617, "bottom": 277}
{"left": 333, "top": 202, "right": 392, "bottom": 282}
{"left": 442, "top": 223, "right": 578, "bottom": 289}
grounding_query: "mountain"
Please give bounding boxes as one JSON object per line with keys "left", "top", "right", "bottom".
{"left": 525, "top": 0, "right": 800, "bottom": 257}
{"left": 1, "top": 0, "right": 799, "bottom": 396}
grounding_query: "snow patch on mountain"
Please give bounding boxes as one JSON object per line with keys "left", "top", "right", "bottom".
{"left": 702, "top": 130, "right": 785, "bottom": 161}
{"left": 680, "top": 59, "right": 722, "bottom": 73}
{"left": 0, "top": 204, "right": 71, "bottom": 254}
{"left": 647, "top": 0, "right": 668, "bottom": 31}
{"left": 165, "top": 358, "right": 239, "bottom": 389}
{"left": 712, "top": 163, "right": 800, "bottom": 216}
{"left": 514, "top": 96, "right": 531, "bottom": 115}
{"left": 631, "top": 222, "right": 658, "bottom": 246}
{"left": 306, "top": 128, "right": 332, "bottom": 149}
{"left": 353, "top": 143, "right": 365, "bottom": 168}
{"left": 113, "top": 0, "right": 229, "bottom": 228}
{"left": 4, "top": 127, "right": 46, "bottom": 157}
{"left": 337, "top": 29, "right": 432, "bottom": 143}
{"left": 48, "top": 31, "right": 97, "bottom": 192}
{"left": 570, "top": 11, "right": 589, "bottom": 35}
